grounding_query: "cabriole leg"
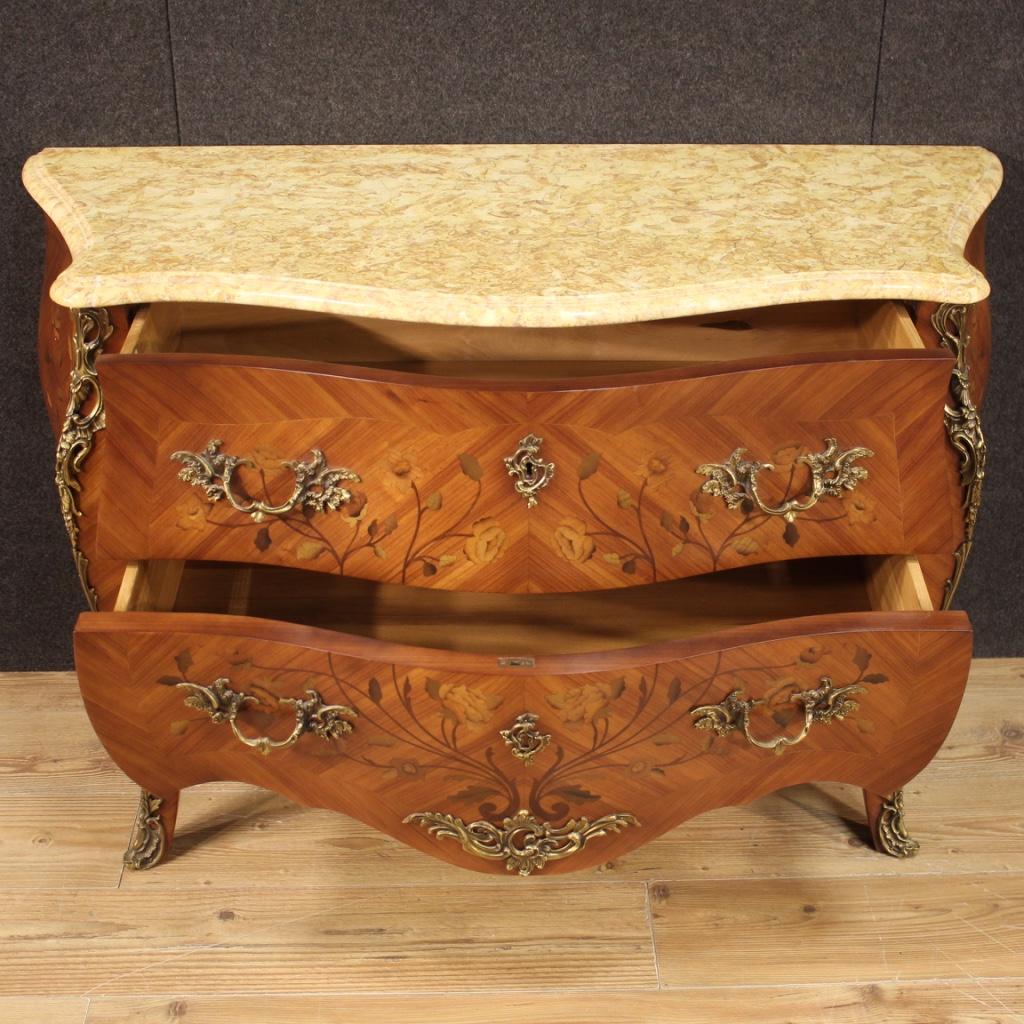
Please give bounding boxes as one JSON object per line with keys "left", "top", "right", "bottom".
{"left": 863, "top": 788, "right": 920, "bottom": 858}
{"left": 124, "top": 788, "right": 179, "bottom": 870}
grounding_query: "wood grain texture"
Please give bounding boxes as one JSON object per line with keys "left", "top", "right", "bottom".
{"left": 82, "top": 984, "right": 1024, "bottom": 1024}
{"left": 148, "top": 297, "right": 928, "bottom": 365}
{"left": 94, "top": 347, "right": 958, "bottom": 591}
{"left": 1, "top": 663, "right": 1021, "bottom": 1013}
{"left": 73, "top": 605, "right": 971, "bottom": 875}
{"left": 650, "top": 872, "right": 1024, "bottom": 986}
{"left": 0, "top": 882, "right": 655, "bottom": 996}
{"left": 0, "top": 999, "right": 87, "bottom": 1024}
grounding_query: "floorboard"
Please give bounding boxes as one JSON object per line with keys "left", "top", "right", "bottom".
{"left": 0, "top": 660, "right": 1021, "bottom": 1017}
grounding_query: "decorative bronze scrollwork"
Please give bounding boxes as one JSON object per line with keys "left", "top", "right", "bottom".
{"left": 696, "top": 437, "right": 873, "bottom": 523}
{"left": 178, "top": 678, "right": 356, "bottom": 755}
{"left": 932, "top": 303, "right": 986, "bottom": 609}
{"left": 504, "top": 434, "right": 555, "bottom": 508}
{"left": 56, "top": 307, "right": 113, "bottom": 609}
{"left": 499, "top": 713, "right": 551, "bottom": 766}
{"left": 171, "top": 440, "right": 360, "bottom": 522}
{"left": 876, "top": 789, "right": 920, "bottom": 858}
{"left": 404, "top": 808, "right": 639, "bottom": 875}
{"left": 691, "top": 676, "right": 866, "bottom": 755}
{"left": 124, "top": 789, "right": 167, "bottom": 870}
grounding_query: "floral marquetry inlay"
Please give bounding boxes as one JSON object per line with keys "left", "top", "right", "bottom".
{"left": 157, "top": 637, "right": 893, "bottom": 830}
{"left": 554, "top": 441, "right": 880, "bottom": 582}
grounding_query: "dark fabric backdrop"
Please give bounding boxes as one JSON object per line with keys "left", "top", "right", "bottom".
{"left": 1, "top": 0, "right": 1021, "bottom": 669}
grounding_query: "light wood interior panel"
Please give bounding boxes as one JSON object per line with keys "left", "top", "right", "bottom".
{"left": 121, "top": 555, "right": 927, "bottom": 655}
{"left": 125, "top": 299, "right": 924, "bottom": 378}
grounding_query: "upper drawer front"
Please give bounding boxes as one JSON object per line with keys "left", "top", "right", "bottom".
{"left": 96, "top": 351, "right": 959, "bottom": 590}
{"left": 75, "top": 607, "right": 971, "bottom": 876}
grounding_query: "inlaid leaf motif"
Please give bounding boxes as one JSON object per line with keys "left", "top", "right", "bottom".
{"left": 451, "top": 783, "right": 502, "bottom": 804}
{"left": 577, "top": 451, "right": 601, "bottom": 479}
{"left": 425, "top": 491, "right": 442, "bottom": 511}
{"left": 254, "top": 527, "right": 271, "bottom": 551}
{"left": 667, "top": 677, "right": 682, "bottom": 703}
{"left": 157, "top": 676, "right": 184, "bottom": 687}
{"left": 174, "top": 650, "right": 193, "bottom": 674}
{"left": 862, "top": 673, "right": 889, "bottom": 684}
{"left": 295, "top": 540, "right": 325, "bottom": 560}
{"left": 783, "top": 521, "right": 800, "bottom": 547}
{"left": 367, "top": 677, "right": 383, "bottom": 704}
{"left": 551, "top": 785, "right": 601, "bottom": 805}
{"left": 853, "top": 646, "right": 872, "bottom": 672}
{"left": 458, "top": 453, "right": 484, "bottom": 481}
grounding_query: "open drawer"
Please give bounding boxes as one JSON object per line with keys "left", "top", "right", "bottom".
{"left": 93, "top": 299, "right": 961, "bottom": 596}
{"left": 74, "top": 555, "right": 971, "bottom": 876}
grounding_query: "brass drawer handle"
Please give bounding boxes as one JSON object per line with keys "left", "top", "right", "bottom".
{"left": 171, "top": 439, "right": 360, "bottom": 522}
{"left": 178, "top": 678, "right": 356, "bottom": 755}
{"left": 404, "top": 809, "right": 638, "bottom": 876}
{"left": 691, "top": 676, "right": 865, "bottom": 755}
{"left": 696, "top": 437, "right": 873, "bottom": 522}
{"left": 504, "top": 434, "right": 555, "bottom": 508}
{"left": 500, "top": 713, "right": 551, "bottom": 766}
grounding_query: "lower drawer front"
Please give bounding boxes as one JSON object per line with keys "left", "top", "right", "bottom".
{"left": 75, "top": 608, "right": 971, "bottom": 875}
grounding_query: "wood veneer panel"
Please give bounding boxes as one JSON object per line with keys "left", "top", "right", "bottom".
{"left": 74, "top": 610, "right": 971, "bottom": 875}
{"left": 95, "top": 349, "right": 957, "bottom": 591}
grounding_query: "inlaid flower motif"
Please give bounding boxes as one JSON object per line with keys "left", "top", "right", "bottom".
{"left": 733, "top": 536, "right": 760, "bottom": 556}
{"left": 639, "top": 453, "right": 672, "bottom": 490}
{"left": 175, "top": 492, "right": 210, "bottom": 532}
{"left": 344, "top": 489, "right": 368, "bottom": 518}
{"left": 383, "top": 451, "right": 425, "bottom": 497}
{"left": 771, "top": 442, "right": 803, "bottom": 469}
{"left": 463, "top": 517, "right": 508, "bottom": 564}
{"left": 554, "top": 517, "right": 595, "bottom": 562}
{"left": 547, "top": 678, "right": 625, "bottom": 725}
{"left": 433, "top": 682, "right": 503, "bottom": 725}
{"left": 799, "top": 643, "right": 827, "bottom": 664}
{"left": 689, "top": 490, "right": 717, "bottom": 522}
{"left": 846, "top": 494, "right": 877, "bottom": 525}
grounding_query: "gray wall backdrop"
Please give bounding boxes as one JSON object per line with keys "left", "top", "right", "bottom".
{"left": 1, "top": 1, "right": 1021, "bottom": 670}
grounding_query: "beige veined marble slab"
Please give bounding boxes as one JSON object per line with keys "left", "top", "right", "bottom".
{"left": 24, "top": 144, "right": 1001, "bottom": 327}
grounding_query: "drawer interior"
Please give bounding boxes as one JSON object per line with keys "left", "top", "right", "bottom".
{"left": 115, "top": 555, "right": 933, "bottom": 656}
{"left": 122, "top": 299, "right": 925, "bottom": 378}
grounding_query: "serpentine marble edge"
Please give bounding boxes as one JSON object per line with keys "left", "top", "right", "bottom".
{"left": 23, "top": 144, "right": 1001, "bottom": 327}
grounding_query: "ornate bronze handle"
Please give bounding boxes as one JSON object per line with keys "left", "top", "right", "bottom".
{"left": 504, "top": 434, "right": 555, "bottom": 508}
{"left": 171, "top": 440, "right": 360, "bottom": 522}
{"left": 178, "top": 678, "right": 357, "bottom": 755}
{"left": 404, "top": 809, "right": 638, "bottom": 875}
{"left": 691, "top": 676, "right": 865, "bottom": 755}
{"left": 696, "top": 437, "right": 873, "bottom": 522}
{"left": 499, "top": 713, "right": 551, "bottom": 766}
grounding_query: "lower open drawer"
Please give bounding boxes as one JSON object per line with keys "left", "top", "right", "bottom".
{"left": 74, "top": 555, "right": 971, "bottom": 876}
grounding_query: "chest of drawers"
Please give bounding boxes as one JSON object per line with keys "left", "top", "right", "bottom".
{"left": 25, "top": 144, "right": 1000, "bottom": 876}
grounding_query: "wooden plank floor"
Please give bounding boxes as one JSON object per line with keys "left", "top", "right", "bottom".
{"left": 0, "top": 660, "right": 1021, "bottom": 1022}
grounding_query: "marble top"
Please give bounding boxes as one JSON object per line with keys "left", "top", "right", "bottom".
{"left": 24, "top": 144, "right": 1001, "bottom": 327}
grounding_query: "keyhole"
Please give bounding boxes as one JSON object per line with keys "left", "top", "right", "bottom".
{"left": 522, "top": 459, "right": 537, "bottom": 483}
